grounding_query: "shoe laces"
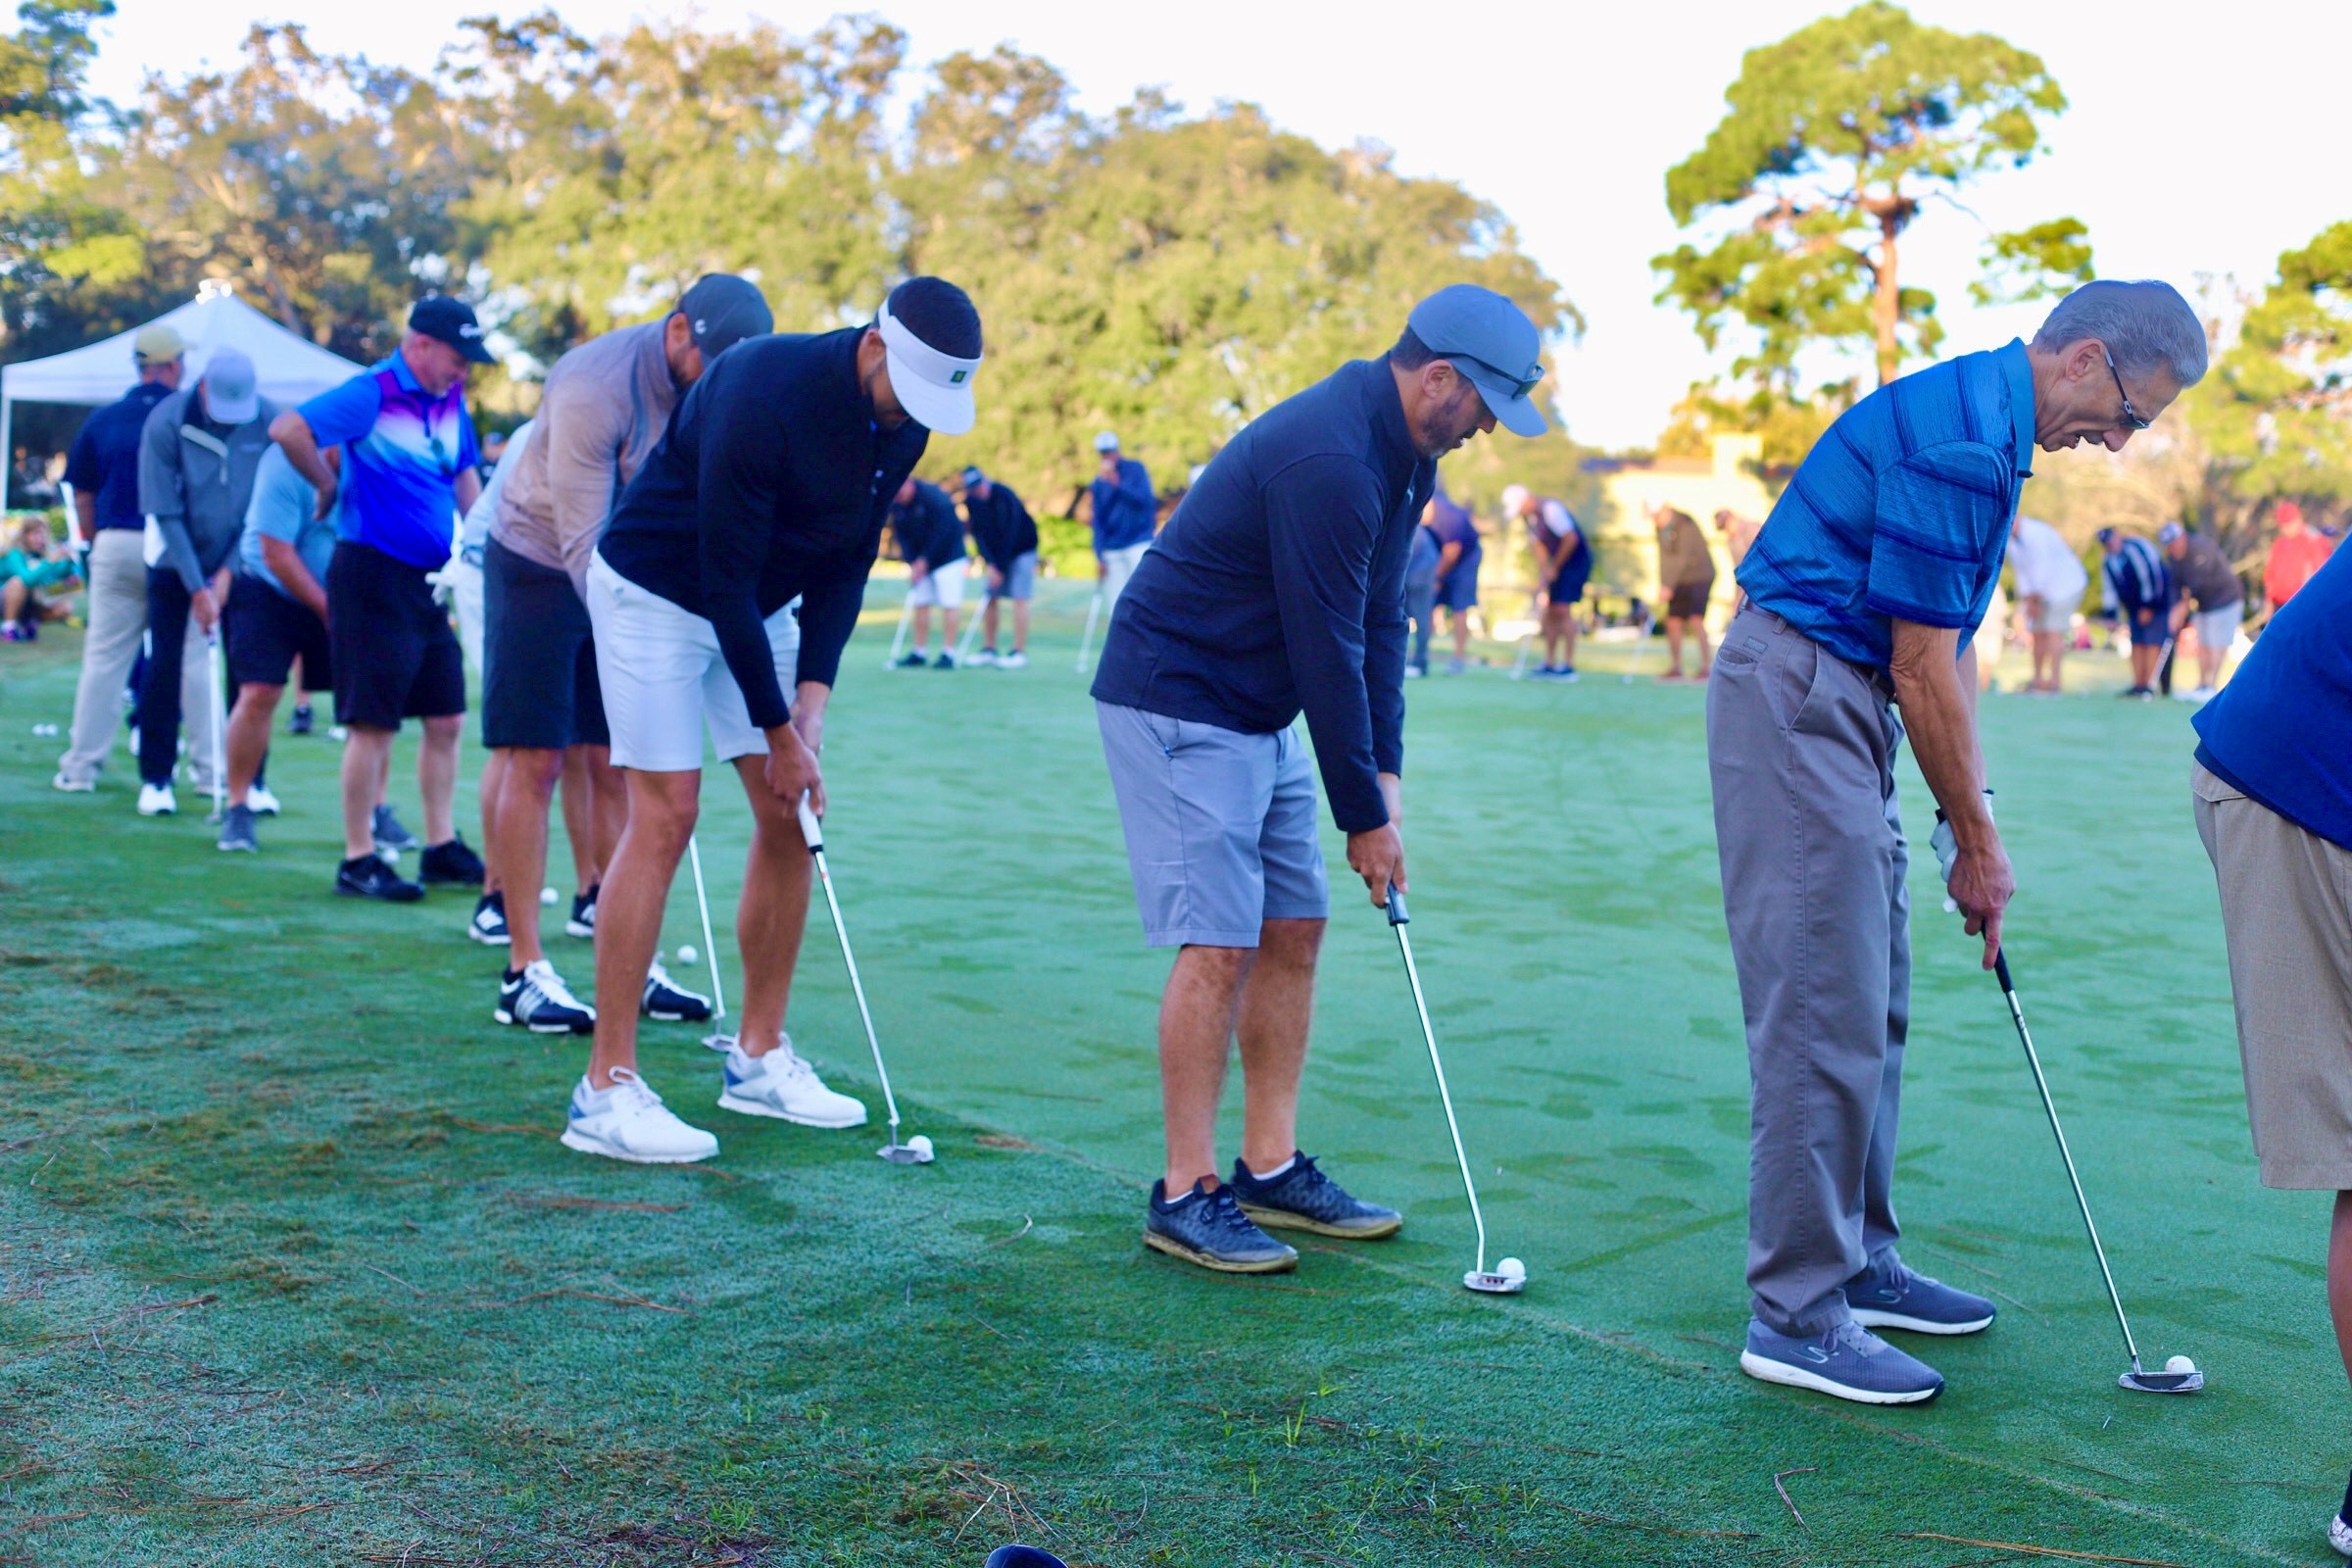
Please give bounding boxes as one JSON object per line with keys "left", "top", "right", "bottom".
{"left": 603, "top": 1066, "right": 663, "bottom": 1113}
{"left": 1825, "top": 1320, "right": 1886, "bottom": 1358}
{"left": 524, "top": 959, "right": 587, "bottom": 1010}
{"left": 1200, "top": 1184, "right": 1262, "bottom": 1236}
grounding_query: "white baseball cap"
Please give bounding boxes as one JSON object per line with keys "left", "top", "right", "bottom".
{"left": 1094, "top": 430, "right": 1120, "bottom": 454}
{"left": 1500, "top": 483, "right": 1530, "bottom": 514}
{"left": 876, "top": 277, "right": 984, "bottom": 436}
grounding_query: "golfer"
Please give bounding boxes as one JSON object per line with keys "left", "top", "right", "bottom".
{"left": 135, "top": 348, "right": 277, "bottom": 818}
{"left": 1092, "top": 283, "right": 1547, "bottom": 1274}
{"left": 2161, "top": 520, "right": 2242, "bottom": 701}
{"left": 562, "top": 275, "right": 984, "bottom": 1164}
{"left": 1652, "top": 504, "right": 1716, "bottom": 681}
{"left": 2097, "top": 525, "right": 2173, "bottom": 698}
{"left": 2006, "top": 514, "right": 2087, "bottom": 694}
{"left": 960, "top": 465, "right": 1037, "bottom": 668}
{"left": 1503, "top": 483, "right": 1590, "bottom": 680}
{"left": 1423, "top": 486, "right": 1481, "bottom": 674}
{"left": 1088, "top": 431, "right": 1155, "bottom": 610}
{"left": 2263, "top": 500, "right": 2333, "bottom": 615}
{"left": 480, "top": 274, "right": 768, "bottom": 1033}
{"left": 2188, "top": 544, "right": 2352, "bottom": 1554}
{"left": 1712, "top": 279, "right": 2205, "bottom": 1404}
{"left": 1401, "top": 517, "right": 1440, "bottom": 679}
{"left": 270, "top": 294, "right": 492, "bottom": 902}
{"left": 888, "top": 474, "right": 969, "bottom": 669}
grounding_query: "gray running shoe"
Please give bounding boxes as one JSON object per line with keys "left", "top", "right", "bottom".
{"left": 216, "top": 803, "right": 260, "bottom": 854}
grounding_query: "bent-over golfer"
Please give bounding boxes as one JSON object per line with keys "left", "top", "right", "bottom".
{"left": 563, "top": 275, "right": 985, "bottom": 1164}
{"left": 1092, "top": 283, "right": 1547, "bottom": 1274}
{"left": 1711, "top": 279, "right": 2206, "bottom": 1404}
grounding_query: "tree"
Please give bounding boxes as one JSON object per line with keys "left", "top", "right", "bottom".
{"left": 2190, "top": 221, "right": 2352, "bottom": 519}
{"left": 1653, "top": 1, "right": 2088, "bottom": 392}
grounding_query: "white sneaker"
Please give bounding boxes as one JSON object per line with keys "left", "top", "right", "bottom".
{"left": 137, "top": 782, "right": 176, "bottom": 816}
{"left": 51, "top": 770, "right": 95, "bottom": 794}
{"left": 967, "top": 648, "right": 998, "bottom": 667}
{"left": 248, "top": 784, "right": 283, "bottom": 816}
{"left": 560, "top": 1068, "right": 718, "bottom": 1163}
{"left": 716, "top": 1038, "right": 867, "bottom": 1128}
{"left": 2328, "top": 1510, "right": 2352, "bottom": 1557}
{"left": 996, "top": 650, "right": 1028, "bottom": 669}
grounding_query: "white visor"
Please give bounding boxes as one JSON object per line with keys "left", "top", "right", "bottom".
{"left": 877, "top": 300, "right": 981, "bottom": 436}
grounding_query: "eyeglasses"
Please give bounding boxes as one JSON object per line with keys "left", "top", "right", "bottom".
{"left": 1444, "top": 352, "right": 1544, "bottom": 401}
{"left": 2101, "top": 346, "right": 2150, "bottom": 432}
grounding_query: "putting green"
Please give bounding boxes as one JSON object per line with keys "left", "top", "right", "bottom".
{"left": 0, "top": 585, "right": 2328, "bottom": 1565}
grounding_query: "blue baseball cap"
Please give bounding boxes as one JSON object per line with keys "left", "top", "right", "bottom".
{"left": 1406, "top": 285, "right": 1547, "bottom": 437}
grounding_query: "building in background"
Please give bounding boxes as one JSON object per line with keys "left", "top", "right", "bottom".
{"left": 1582, "top": 435, "right": 1774, "bottom": 626}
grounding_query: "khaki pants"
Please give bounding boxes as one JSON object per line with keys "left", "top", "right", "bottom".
{"left": 59, "top": 529, "right": 217, "bottom": 788}
{"left": 1708, "top": 606, "right": 1910, "bottom": 1336}
{"left": 2193, "top": 762, "right": 2352, "bottom": 1189}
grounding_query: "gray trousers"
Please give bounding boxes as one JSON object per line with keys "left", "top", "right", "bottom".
{"left": 59, "top": 528, "right": 217, "bottom": 788}
{"left": 1707, "top": 606, "right": 1911, "bottom": 1336}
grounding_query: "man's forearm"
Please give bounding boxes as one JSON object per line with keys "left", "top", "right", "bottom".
{"left": 1891, "top": 621, "right": 1991, "bottom": 843}
{"left": 74, "top": 493, "right": 97, "bottom": 544}
{"left": 270, "top": 413, "right": 333, "bottom": 492}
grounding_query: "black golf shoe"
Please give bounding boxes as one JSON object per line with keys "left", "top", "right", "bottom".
{"left": 1144, "top": 1179, "right": 1298, "bottom": 1274}
{"left": 1229, "top": 1152, "right": 1402, "bottom": 1240}
{"left": 336, "top": 854, "right": 423, "bottom": 903}
{"left": 419, "top": 836, "right": 486, "bottom": 886}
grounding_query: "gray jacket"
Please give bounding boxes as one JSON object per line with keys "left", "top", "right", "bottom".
{"left": 137, "top": 386, "right": 280, "bottom": 593}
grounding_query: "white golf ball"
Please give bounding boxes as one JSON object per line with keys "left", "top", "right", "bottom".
{"left": 540, "top": 886, "right": 559, "bottom": 906}
{"left": 1496, "top": 1256, "right": 1527, "bottom": 1281}
{"left": 906, "top": 1134, "right": 934, "bottom": 1158}
{"left": 677, "top": 944, "right": 699, "bottom": 965}
{"left": 2164, "top": 1354, "right": 2196, "bottom": 1375}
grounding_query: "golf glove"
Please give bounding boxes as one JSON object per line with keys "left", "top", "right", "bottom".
{"left": 1932, "top": 789, "right": 1995, "bottom": 909}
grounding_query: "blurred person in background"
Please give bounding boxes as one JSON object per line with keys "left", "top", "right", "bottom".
{"left": 1, "top": 516, "right": 77, "bottom": 638}
{"left": 2163, "top": 520, "right": 2243, "bottom": 701}
{"left": 1653, "top": 503, "right": 1717, "bottom": 681}
{"left": 2099, "top": 526, "right": 2174, "bottom": 698}
{"left": 2263, "top": 501, "right": 2333, "bottom": 619}
{"left": 2006, "top": 514, "right": 2088, "bottom": 694}
{"left": 1424, "top": 485, "right": 1482, "bottom": 673}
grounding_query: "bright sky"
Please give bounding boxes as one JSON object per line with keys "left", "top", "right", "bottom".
{"left": 70, "top": 0, "right": 2352, "bottom": 449}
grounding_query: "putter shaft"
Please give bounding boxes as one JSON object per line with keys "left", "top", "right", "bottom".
{"left": 1995, "top": 951, "right": 2144, "bottom": 1369}
{"left": 1388, "top": 892, "right": 1490, "bottom": 1274}
{"left": 796, "top": 808, "right": 902, "bottom": 1141}
{"left": 686, "top": 835, "right": 726, "bottom": 1022}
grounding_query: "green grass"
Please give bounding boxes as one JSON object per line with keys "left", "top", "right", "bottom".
{"left": 0, "top": 585, "right": 2332, "bottom": 1566}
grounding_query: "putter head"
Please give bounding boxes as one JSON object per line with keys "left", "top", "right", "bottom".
{"left": 1462, "top": 1268, "right": 1525, "bottom": 1295}
{"left": 702, "top": 1030, "right": 736, "bottom": 1054}
{"left": 877, "top": 1134, "right": 935, "bottom": 1165}
{"left": 2119, "top": 1361, "right": 2203, "bottom": 1395}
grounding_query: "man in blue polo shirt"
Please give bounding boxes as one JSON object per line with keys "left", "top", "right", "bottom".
{"left": 1088, "top": 431, "right": 1155, "bottom": 611}
{"left": 2190, "top": 545, "right": 2352, "bottom": 1552}
{"left": 1091, "top": 283, "right": 1547, "bottom": 1276}
{"left": 1710, "top": 279, "right": 2207, "bottom": 1404}
{"left": 270, "top": 295, "right": 491, "bottom": 902}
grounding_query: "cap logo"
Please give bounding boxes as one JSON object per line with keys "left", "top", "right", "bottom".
{"left": 951, "top": 369, "right": 967, "bottom": 384}
{"left": 460, "top": 324, "right": 483, "bottom": 340}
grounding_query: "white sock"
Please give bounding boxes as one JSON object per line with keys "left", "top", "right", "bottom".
{"left": 1248, "top": 1154, "right": 1297, "bottom": 1182}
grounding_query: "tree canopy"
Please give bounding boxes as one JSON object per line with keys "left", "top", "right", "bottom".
{"left": 2189, "top": 220, "right": 2352, "bottom": 514}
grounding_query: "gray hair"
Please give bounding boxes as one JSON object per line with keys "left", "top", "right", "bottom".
{"left": 2033, "top": 279, "right": 2208, "bottom": 390}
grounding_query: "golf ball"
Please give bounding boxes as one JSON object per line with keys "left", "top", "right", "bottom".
{"left": 677, "top": 944, "right": 699, "bottom": 965}
{"left": 540, "top": 886, "right": 559, "bottom": 906}
{"left": 2164, "top": 1354, "right": 2196, "bottom": 1375}
{"left": 1496, "top": 1256, "right": 1527, "bottom": 1281}
{"left": 906, "top": 1134, "right": 934, "bottom": 1159}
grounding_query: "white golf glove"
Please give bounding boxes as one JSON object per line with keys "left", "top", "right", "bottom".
{"left": 1932, "top": 789, "right": 1995, "bottom": 910}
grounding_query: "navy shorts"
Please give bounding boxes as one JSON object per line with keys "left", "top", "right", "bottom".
{"left": 1548, "top": 569, "right": 1591, "bottom": 608}
{"left": 2128, "top": 608, "right": 2172, "bottom": 647}
{"left": 481, "top": 535, "right": 609, "bottom": 750}
{"left": 226, "top": 572, "right": 331, "bottom": 691}
{"left": 326, "top": 541, "right": 466, "bottom": 730}
{"left": 1435, "top": 561, "right": 1480, "bottom": 612}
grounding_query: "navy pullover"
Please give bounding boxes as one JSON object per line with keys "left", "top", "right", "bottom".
{"left": 601, "top": 329, "right": 926, "bottom": 730}
{"left": 64, "top": 380, "right": 174, "bottom": 531}
{"left": 1090, "top": 456, "right": 1157, "bottom": 552}
{"left": 889, "top": 479, "right": 966, "bottom": 570}
{"left": 964, "top": 482, "right": 1038, "bottom": 568}
{"left": 1090, "top": 356, "right": 1430, "bottom": 832}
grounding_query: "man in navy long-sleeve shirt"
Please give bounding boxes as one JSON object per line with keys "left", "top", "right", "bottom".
{"left": 1088, "top": 430, "right": 1156, "bottom": 611}
{"left": 564, "top": 275, "right": 985, "bottom": 1166}
{"left": 887, "top": 475, "right": 969, "bottom": 668}
{"left": 1091, "top": 283, "right": 1549, "bottom": 1275}
{"left": 961, "top": 464, "right": 1038, "bottom": 665}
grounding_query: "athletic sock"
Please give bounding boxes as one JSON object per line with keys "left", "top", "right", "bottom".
{"left": 1248, "top": 1154, "right": 1297, "bottom": 1182}
{"left": 504, "top": 967, "right": 522, "bottom": 984}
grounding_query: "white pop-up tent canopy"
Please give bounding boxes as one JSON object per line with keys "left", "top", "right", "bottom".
{"left": 1, "top": 280, "right": 368, "bottom": 479}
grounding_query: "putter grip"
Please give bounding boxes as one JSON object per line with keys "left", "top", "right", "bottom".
{"left": 1385, "top": 885, "right": 1409, "bottom": 926}
{"left": 796, "top": 796, "right": 823, "bottom": 852}
{"left": 1993, "top": 950, "right": 2014, "bottom": 992}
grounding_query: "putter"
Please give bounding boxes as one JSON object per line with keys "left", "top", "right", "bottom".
{"left": 955, "top": 590, "right": 989, "bottom": 663}
{"left": 1384, "top": 886, "right": 1523, "bottom": 1295}
{"left": 1991, "top": 949, "right": 2201, "bottom": 1394}
{"left": 206, "top": 631, "right": 227, "bottom": 821}
{"left": 1074, "top": 588, "right": 1103, "bottom": 674}
{"left": 882, "top": 595, "right": 914, "bottom": 669}
{"left": 1620, "top": 611, "right": 1654, "bottom": 684}
{"left": 797, "top": 798, "right": 931, "bottom": 1164}
{"left": 1508, "top": 590, "right": 1544, "bottom": 681}
{"left": 686, "top": 834, "right": 731, "bottom": 1051}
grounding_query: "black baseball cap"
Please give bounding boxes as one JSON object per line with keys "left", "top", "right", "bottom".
{"left": 676, "top": 274, "right": 773, "bottom": 359}
{"left": 409, "top": 295, "right": 495, "bottom": 365}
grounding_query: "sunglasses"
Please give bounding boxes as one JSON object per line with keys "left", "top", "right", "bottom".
{"left": 1445, "top": 352, "right": 1544, "bottom": 401}
{"left": 2101, "top": 346, "right": 2150, "bottom": 432}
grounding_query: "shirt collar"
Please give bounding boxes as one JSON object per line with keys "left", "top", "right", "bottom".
{"left": 379, "top": 352, "right": 425, "bottom": 396}
{"left": 1996, "top": 337, "right": 2035, "bottom": 478}
{"left": 1367, "top": 357, "right": 1416, "bottom": 476}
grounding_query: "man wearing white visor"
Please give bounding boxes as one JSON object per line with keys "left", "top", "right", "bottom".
{"left": 565, "top": 276, "right": 985, "bottom": 1163}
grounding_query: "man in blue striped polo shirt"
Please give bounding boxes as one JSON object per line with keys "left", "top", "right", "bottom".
{"left": 1709, "top": 280, "right": 2207, "bottom": 1405}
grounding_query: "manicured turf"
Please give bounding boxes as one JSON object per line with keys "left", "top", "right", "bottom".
{"left": 0, "top": 587, "right": 2331, "bottom": 1566}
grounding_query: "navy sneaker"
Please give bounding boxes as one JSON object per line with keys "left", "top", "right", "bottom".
{"left": 419, "top": 836, "right": 485, "bottom": 886}
{"left": 371, "top": 803, "right": 420, "bottom": 854}
{"left": 288, "top": 702, "right": 315, "bottom": 736}
{"left": 467, "top": 890, "right": 511, "bottom": 946}
{"left": 336, "top": 854, "right": 423, "bottom": 903}
{"left": 1229, "top": 1152, "right": 1401, "bottom": 1240}
{"left": 1144, "top": 1179, "right": 1298, "bottom": 1274}
{"left": 1844, "top": 1252, "right": 1995, "bottom": 1336}
{"left": 1740, "top": 1318, "right": 1944, "bottom": 1405}
{"left": 565, "top": 884, "right": 598, "bottom": 939}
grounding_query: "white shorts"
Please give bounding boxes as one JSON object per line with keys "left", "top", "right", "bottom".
{"left": 1101, "top": 541, "right": 1149, "bottom": 608}
{"left": 906, "top": 557, "right": 966, "bottom": 610}
{"left": 2193, "top": 602, "right": 2242, "bottom": 651}
{"left": 586, "top": 551, "right": 800, "bottom": 772}
{"left": 2022, "top": 595, "right": 2074, "bottom": 637}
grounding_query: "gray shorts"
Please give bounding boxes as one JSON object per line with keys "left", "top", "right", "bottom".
{"left": 1096, "top": 701, "right": 1328, "bottom": 947}
{"left": 994, "top": 550, "right": 1037, "bottom": 601}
